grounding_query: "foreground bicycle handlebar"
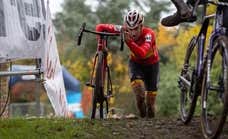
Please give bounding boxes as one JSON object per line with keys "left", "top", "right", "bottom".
{"left": 77, "top": 22, "right": 124, "bottom": 51}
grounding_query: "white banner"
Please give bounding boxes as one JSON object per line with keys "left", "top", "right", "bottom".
{"left": 0, "top": 0, "right": 46, "bottom": 62}
{"left": 0, "top": 0, "right": 69, "bottom": 117}
{"left": 43, "top": 1, "right": 68, "bottom": 117}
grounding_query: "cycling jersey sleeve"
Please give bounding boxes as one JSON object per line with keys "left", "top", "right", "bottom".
{"left": 126, "top": 33, "right": 155, "bottom": 59}
{"left": 96, "top": 24, "right": 122, "bottom": 33}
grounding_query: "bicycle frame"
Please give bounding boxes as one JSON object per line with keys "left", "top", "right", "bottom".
{"left": 178, "top": 0, "right": 228, "bottom": 138}
{"left": 186, "top": 0, "right": 228, "bottom": 89}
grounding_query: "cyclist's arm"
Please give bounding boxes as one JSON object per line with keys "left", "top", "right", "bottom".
{"left": 126, "top": 34, "right": 155, "bottom": 59}
{"left": 96, "top": 24, "right": 122, "bottom": 33}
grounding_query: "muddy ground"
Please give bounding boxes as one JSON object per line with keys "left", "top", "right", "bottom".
{"left": 102, "top": 116, "right": 228, "bottom": 139}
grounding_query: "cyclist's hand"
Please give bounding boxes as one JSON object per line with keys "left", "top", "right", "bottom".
{"left": 122, "top": 25, "right": 133, "bottom": 43}
{"left": 121, "top": 25, "right": 127, "bottom": 32}
{"left": 124, "top": 30, "right": 132, "bottom": 43}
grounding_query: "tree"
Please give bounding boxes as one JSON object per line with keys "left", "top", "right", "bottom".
{"left": 156, "top": 24, "right": 177, "bottom": 64}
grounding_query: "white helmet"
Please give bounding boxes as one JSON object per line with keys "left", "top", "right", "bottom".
{"left": 124, "top": 10, "right": 144, "bottom": 29}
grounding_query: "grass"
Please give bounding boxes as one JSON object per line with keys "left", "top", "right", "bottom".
{"left": 0, "top": 118, "right": 118, "bottom": 139}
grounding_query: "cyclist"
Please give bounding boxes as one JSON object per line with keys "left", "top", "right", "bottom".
{"left": 96, "top": 10, "right": 159, "bottom": 118}
{"left": 161, "top": 0, "right": 203, "bottom": 26}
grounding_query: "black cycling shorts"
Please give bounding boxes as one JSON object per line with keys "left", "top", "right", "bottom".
{"left": 128, "top": 60, "right": 159, "bottom": 91}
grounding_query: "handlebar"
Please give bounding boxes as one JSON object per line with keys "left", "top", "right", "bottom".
{"left": 77, "top": 22, "right": 124, "bottom": 51}
{"left": 77, "top": 23, "right": 86, "bottom": 46}
{"left": 207, "top": 0, "right": 228, "bottom": 6}
{"left": 190, "top": 0, "right": 228, "bottom": 21}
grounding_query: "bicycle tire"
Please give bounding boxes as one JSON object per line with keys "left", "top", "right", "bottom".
{"left": 91, "top": 52, "right": 107, "bottom": 119}
{"left": 179, "top": 36, "right": 199, "bottom": 124}
{"left": 201, "top": 36, "right": 228, "bottom": 139}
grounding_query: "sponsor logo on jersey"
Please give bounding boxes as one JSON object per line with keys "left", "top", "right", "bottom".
{"left": 145, "top": 34, "right": 152, "bottom": 42}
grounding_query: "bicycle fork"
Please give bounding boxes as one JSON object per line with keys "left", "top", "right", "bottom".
{"left": 86, "top": 53, "right": 99, "bottom": 88}
{"left": 105, "top": 65, "right": 113, "bottom": 99}
{"left": 86, "top": 52, "right": 113, "bottom": 98}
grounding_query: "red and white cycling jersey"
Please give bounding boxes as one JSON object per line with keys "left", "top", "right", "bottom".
{"left": 96, "top": 24, "right": 159, "bottom": 65}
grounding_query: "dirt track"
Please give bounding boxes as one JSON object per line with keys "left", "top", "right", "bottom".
{"left": 103, "top": 116, "right": 228, "bottom": 139}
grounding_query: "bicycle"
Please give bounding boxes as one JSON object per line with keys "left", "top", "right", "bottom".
{"left": 178, "top": 0, "right": 228, "bottom": 138}
{"left": 77, "top": 23, "right": 124, "bottom": 119}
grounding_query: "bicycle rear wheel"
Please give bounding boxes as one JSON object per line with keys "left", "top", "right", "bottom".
{"left": 201, "top": 36, "right": 228, "bottom": 139}
{"left": 91, "top": 52, "right": 109, "bottom": 119}
{"left": 179, "top": 36, "right": 199, "bottom": 124}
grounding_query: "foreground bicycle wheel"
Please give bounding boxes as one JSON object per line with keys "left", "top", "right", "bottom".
{"left": 179, "top": 37, "right": 199, "bottom": 124}
{"left": 91, "top": 52, "right": 109, "bottom": 119}
{"left": 201, "top": 36, "right": 228, "bottom": 139}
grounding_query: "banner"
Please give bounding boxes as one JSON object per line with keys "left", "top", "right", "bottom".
{"left": 0, "top": 0, "right": 46, "bottom": 62}
{"left": 43, "top": 1, "right": 68, "bottom": 116}
{"left": 0, "top": 0, "right": 69, "bottom": 117}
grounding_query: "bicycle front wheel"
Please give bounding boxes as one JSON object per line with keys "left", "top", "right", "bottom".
{"left": 91, "top": 52, "right": 109, "bottom": 119}
{"left": 179, "top": 36, "right": 199, "bottom": 124}
{"left": 201, "top": 36, "right": 228, "bottom": 139}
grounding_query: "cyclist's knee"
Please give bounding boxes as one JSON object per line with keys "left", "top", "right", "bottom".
{"left": 131, "top": 79, "right": 145, "bottom": 97}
